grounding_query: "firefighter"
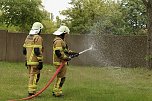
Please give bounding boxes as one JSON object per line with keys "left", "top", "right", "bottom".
{"left": 52, "top": 25, "right": 79, "bottom": 97}
{"left": 23, "top": 22, "right": 44, "bottom": 96}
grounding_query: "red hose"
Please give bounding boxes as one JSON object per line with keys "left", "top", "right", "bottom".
{"left": 8, "top": 62, "right": 65, "bottom": 101}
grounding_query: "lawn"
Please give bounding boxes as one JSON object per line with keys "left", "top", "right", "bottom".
{"left": 1, "top": 61, "right": 152, "bottom": 101}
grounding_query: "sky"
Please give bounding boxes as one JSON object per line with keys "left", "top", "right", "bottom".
{"left": 42, "top": 0, "right": 71, "bottom": 20}
{"left": 42, "top": 0, "right": 120, "bottom": 20}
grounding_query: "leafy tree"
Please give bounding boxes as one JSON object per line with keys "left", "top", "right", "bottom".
{"left": 89, "top": 1, "right": 125, "bottom": 35}
{"left": 142, "top": 0, "right": 152, "bottom": 68}
{"left": 55, "top": 16, "right": 62, "bottom": 28}
{"left": 120, "top": 0, "right": 147, "bottom": 35}
{"left": 61, "top": 0, "right": 106, "bottom": 34}
{"left": 40, "top": 9, "right": 56, "bottom": 34}
{"left": 42, "top": 19, "right": 56, "bottom": 34}
{"left": 0, "top": 0, "right": 44, "bottom": 32}
{"left": 61, "top": 0, "right": 126, "bottom": 34}
{"left": 61, "top": 0, "right": 147, "bottom": 35}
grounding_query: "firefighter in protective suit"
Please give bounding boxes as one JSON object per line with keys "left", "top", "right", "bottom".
{"left": 52, "top": 25, "right": 79, "bottom": 97}
{"left": 23, "top": 22, "right": 44, "bottom": 96}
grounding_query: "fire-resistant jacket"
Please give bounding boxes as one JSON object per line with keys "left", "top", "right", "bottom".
{"left": 53, "top": 37, "right": 69, "bottom": 65}
{"left": 23, "top": 35, "right": 43, "bottom": 65}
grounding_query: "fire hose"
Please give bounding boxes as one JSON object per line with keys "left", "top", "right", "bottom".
{"left": 8, "top": 46, "right": 92, "bottom": 101}
{"left": 8, "top": 62, "right": 65, "bottom": 101}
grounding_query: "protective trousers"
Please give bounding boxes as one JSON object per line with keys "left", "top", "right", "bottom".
{"left": 28, "top": 65, "right": 40, "bottom": 94}
{"left": 53, "top": 65, "right": 67, "bottom": 96}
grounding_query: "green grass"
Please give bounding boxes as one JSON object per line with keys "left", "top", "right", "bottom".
{"left": 1, "top": 62, "right": 152, "bottom": 101}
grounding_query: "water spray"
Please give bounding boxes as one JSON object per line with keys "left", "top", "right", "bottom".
{"left": 79, "top": 45, "right": 93, "bottom": 55}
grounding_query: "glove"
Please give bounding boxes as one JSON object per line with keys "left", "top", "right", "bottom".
{"left": 63, "top": 57, "right": 71, "bottom": 61}
{"left": 37, "top": 61, "right": 43, "bottom": 70}
{"left": 70, "top": 53, "right": 79, "bottom": 58}
{"left": 74, "top": 53, "right": 79, "bottom": 57}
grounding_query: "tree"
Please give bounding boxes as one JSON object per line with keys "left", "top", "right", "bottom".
{"left": 0, "top": 0, "right": 44, "bottom": 32}
{"left": 89, "top": 1, "right": 125, "bottom": 35}
{"left": 55, "top": 16, "right": 62, "bottom": 28}
{"left": 42, "top": 19, "right": 56, "bottom": 34}
{"left": 142, "top": 0, "right": 152, "bottom": 68}
{"left": 61, "top": 0, "right": 127, "bottom": 34}
{"left": 120, "top": 0, "right": 147, "bottom": 35}
{"left": 61, "top": 0, "right": 108, "bottom": 34}
{"left": 40, "top": 9, "right": 56, "bottom": 34}
{"left": 61, "top": 0, "right": 148, "bottom": 35}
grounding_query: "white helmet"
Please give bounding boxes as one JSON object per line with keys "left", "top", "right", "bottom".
{"left": 53, "top": 26, "right": 70, "bottom": 35}
{"left": 29, "top": 22, "right": 43, "bottom": 35}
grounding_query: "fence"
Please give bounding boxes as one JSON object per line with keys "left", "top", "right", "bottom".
{"left": 0, "top": 30, "right": 147, "bottom": 67}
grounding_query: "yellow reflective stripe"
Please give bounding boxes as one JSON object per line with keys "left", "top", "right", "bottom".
{"left": 33, "top": 45, "right": 42, "bottom": 48}
{"left": 54, "top": 47, "right": 63, "bottom": 50}
{"left": 29, "top": 49, "right": 34, "bottom": 62}
{"left": 28, "top": 84, "right": 37, "bottom": 92}
{"left": 56, "top": 78, "right": 61, "bottom": 88}
{"left": 28, "top": 84, "right": 37, "bottom": 89}
{"left": 53, "top": 62, "right": 61, "bottom": 65}
{"left": 23, "top": 44, "right": 42, "bottom": 48}
{"left": 33, "top": 74, "right": 37, "bottom": 85}
{"left": 27, "top": 62, "right": 39, "bottom": 65}
{"left": 37, "top": 57, "right": 43, "bottom": 60}
{"left": 53, "top": 62, "right": 67, "bottom": 65}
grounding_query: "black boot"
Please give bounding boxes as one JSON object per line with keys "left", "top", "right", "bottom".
{"left": 28, "top": 91, "right": 36, "bottom": 97}
{"left": 28, "top": 93, "right": 34, "bottom": 97}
